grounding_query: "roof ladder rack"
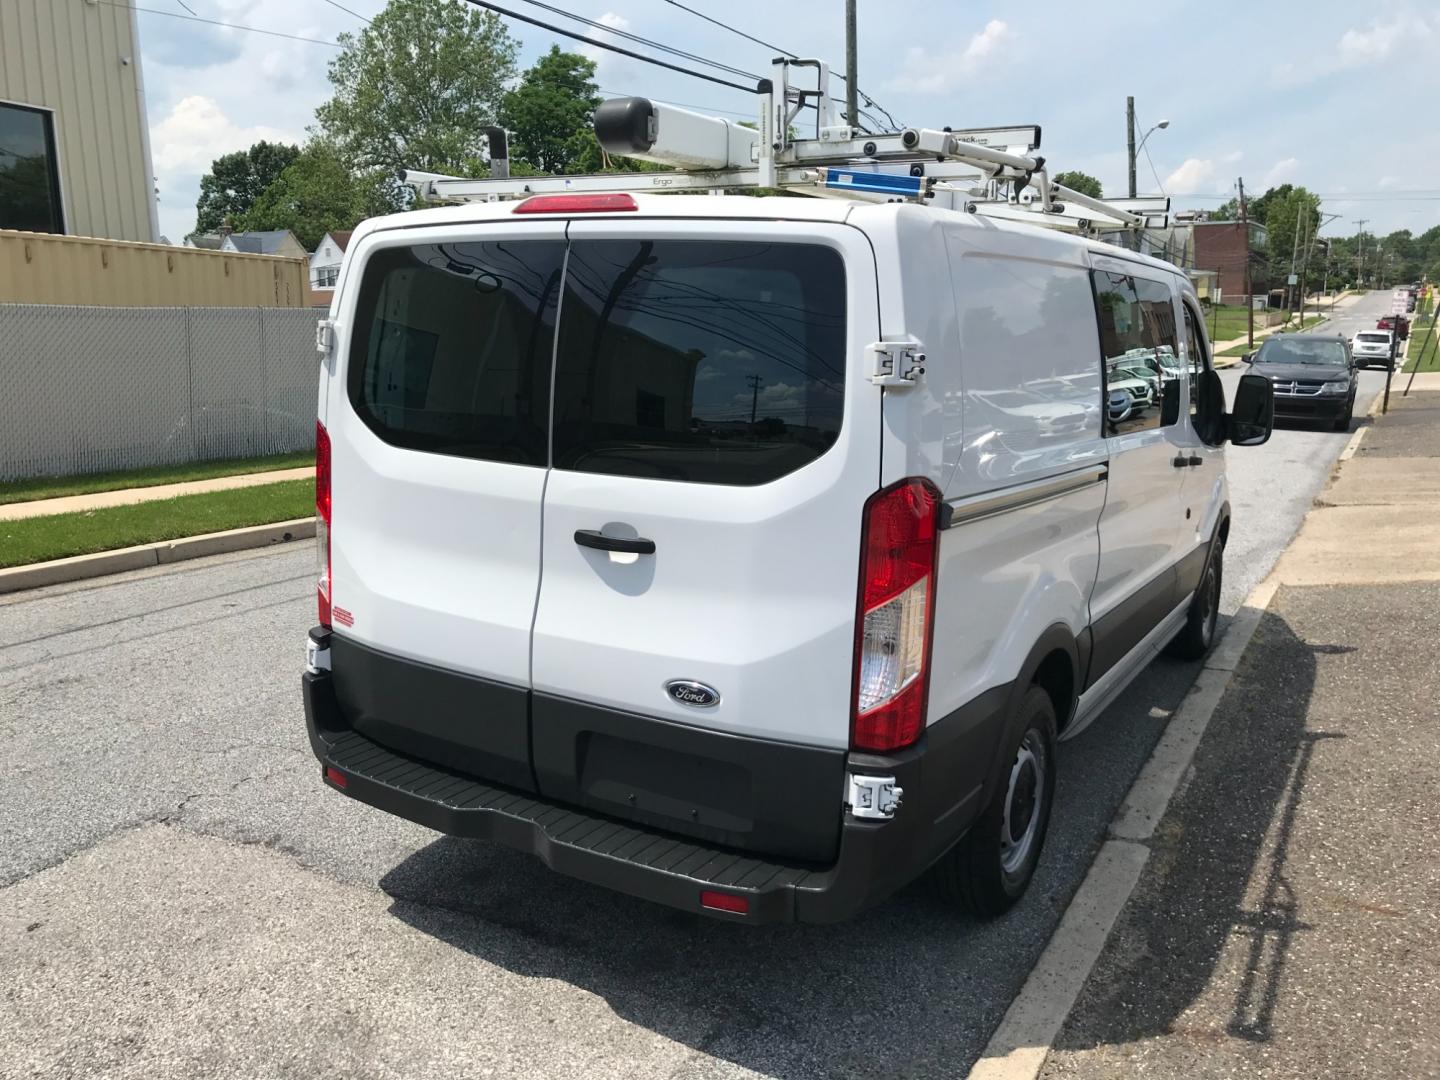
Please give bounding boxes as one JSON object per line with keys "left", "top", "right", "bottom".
{"left": 404, "top": 60, "right": 1170, "bottom": 235}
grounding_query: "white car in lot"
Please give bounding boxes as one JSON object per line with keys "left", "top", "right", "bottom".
{"left": 1351, "top": 330, "right": 1395, "bottom": 369}
{"left": 303, "top": 193, "right": 1276, "bottom": 924}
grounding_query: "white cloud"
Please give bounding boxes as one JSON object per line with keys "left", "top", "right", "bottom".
{"left": 150, "top": 95, "right": 301, "bottom": 173}
{"left": 1337, "top": 18, "right": 1409, "bottom": 67}
{"left": 1260, "top": 157, "right": 1299, "bottom": 188}
{"left": 580, "top": 13, "right": 630, "bottom": 80}
{"left": 885, "top": 20, "right": 1010, "bottom": 94}
{"left": 1164, "top": 158, "right": 1221, "bottom": 193}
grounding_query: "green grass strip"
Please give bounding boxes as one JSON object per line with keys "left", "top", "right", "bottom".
{"left": 0, "top": 480, "right": 314, "bottom": 568}
{"left": 1403, "top": 324, "right": 1440, "bottom": 373}
{"left": 0, "top": 451, "right": 313, "bottom": 506}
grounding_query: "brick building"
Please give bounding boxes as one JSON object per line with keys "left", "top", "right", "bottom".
{"left": 1192, "top": 221, "right": 1268, "bottom": 300}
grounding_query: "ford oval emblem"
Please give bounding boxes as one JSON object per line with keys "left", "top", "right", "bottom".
{"left": 666, "top": 680, "right": 720, "bottom": 708}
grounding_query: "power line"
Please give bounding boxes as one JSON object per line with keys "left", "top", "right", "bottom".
{"left": 512, "top": 0, "right": 760, "bottom": 82}
{"left": 458, "top": 0, "right": 757, "bottom": 93}
{"left": 97, "top": 1, "right": 343, "bottom": 47}
{"left": 173, "top": 0, "right": 196, "bottom": 14}
{"left": 318, "top": 0, "right": 371, "bottom": 23}
{"left": 659, "top": 0, "right": 902, "bottom": 128}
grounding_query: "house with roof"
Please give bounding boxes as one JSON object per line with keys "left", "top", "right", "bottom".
{"left": 309, "top": 230, "right": 353, "bottom": 299}
{"left": 183, "top": 228, "right": 306, "bottom": 260}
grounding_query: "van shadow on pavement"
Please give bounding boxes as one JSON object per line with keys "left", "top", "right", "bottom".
{"left": 372, "top": 651, "right": 1218, "bottom": 1079}
{"left": 1050, "top": 608, "right": 1324, "bottom": 1054}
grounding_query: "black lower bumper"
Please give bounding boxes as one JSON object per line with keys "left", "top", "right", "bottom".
{"left": 1274, "top": 395, "right": 1350, "bottom": 419}
{"left": 304, "top": 667, "right": 986, "bottom": 924}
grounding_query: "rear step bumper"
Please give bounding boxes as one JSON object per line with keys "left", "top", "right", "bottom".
{"left": 304, "top": 670, "right": 972, "bottom": 924}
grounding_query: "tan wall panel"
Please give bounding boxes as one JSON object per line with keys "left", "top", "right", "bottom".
{"left": 1, "top": 0, "right": 155, "bottom": 242}
{"left": 0, "top": 231, "right": 308, "bottom": 307}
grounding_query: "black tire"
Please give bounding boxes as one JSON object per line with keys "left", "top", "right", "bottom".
{"left": 1332, "top": 399, "right": 1354, "bottom": 431}
{"left": 931, "top": 686, "right": 1057, "bottom": 918}
{"left": 1165, "top": 544, "right": 1222, "bottom": 660}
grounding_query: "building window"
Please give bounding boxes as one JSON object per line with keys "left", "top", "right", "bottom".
{"left": 0, "top": 102, "right": 64, "bottom": 234}
{"left": 315, "top": 267, "right": 339, "bottom": 288}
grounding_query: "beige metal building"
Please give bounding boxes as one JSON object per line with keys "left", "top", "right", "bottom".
{"left": 0, "top": 0, "right": 159, "bottom": 243}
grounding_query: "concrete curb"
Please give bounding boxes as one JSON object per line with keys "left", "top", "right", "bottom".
{"left": 965, "top": 572, "right": 1283, "bottom": 1080}
{"left": 0, "top": 518, "right": 316, "bottom": 595}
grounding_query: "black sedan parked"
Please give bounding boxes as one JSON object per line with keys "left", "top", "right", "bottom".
{"left": 1244, "top": 335, "right": 1357, "bottom": 430}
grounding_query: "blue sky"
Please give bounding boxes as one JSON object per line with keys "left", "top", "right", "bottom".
{"left": 137, "top": 0, "right": 1440, "bottom": 244}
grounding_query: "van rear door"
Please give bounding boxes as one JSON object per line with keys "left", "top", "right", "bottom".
{"left": 529, "top": 219, "right": 880, "bottom": 859}
{"left": 326, "top": 221, "right": 567, "bottom": 790}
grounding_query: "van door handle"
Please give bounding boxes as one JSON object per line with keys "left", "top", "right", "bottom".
{"left": 574, "top": 529, "right": 656, "bottom": 555}
{"left": 1187, "top": 454, "right": 1203, "bottom": 467}
{"left": 1172, "top": 455, "right": 1190, "bottom": 469}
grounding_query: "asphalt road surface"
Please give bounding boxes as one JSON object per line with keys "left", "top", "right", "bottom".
{"left": 0, "top": 293, "right": 1399, "bottom": 1080}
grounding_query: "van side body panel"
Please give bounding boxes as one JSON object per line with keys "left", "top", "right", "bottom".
{"left": 859, "top": 208, "right": 1103, "bottom": 744}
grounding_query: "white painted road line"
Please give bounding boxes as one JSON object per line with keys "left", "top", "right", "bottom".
{"left": 966, "top": 574, "right": 1282, "bottom": 1080}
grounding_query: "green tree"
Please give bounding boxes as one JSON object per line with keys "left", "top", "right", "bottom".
{"left": 1207, "top": 197, "right": 1238, "bottom": 221}
{"left": 1263, "top": 186, "right": 1320, "bottom": 287}
{"left": 1053, "top": 171, "right": 1102, "bottom": 199}
{"left": 315, "top": 0, "right": 519, "bottom": 175}
{"left": 499, "top": 47, "right": 601, "bottom": 175}
{"left": 242, "top": 143, "right": 393, "bottom": 250}
{"left": 194, "top": 141, "right": 299, "bottom": 236}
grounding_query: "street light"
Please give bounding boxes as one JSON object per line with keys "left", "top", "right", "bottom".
{"left": 1126, "top": 98, "right": 1170, "bottom": 198}
{"left": 1136, "top": 119, "right": 1170, "bottom": 155}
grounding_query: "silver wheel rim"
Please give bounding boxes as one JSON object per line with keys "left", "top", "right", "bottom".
{"left": 1000, "top": 730, "right": 1047, "bottom": 876}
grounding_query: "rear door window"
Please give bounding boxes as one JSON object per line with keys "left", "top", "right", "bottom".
{"left": 551, "top": 239, "right": 847, "bottom": 486}
{"left": 348, "top": 240, "right": 566, "bottom": 465}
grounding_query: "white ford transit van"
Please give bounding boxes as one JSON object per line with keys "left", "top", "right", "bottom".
{"left": 303, "top": 193, "right": 1274, "bottom": 922}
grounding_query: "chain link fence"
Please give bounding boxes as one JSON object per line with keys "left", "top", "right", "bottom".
{"left": 0, "top": 305, "right": 323, "bottom": 482}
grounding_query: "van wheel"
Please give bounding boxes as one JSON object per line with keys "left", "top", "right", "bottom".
{"left": 1165, "top": 546, "right": 1222, "bottom": 660}
{"left": 931, "top": 687, "right": 1057, "bottom": 918}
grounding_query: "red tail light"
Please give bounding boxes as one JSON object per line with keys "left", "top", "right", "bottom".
{"left": 315, "top": 419, "right": 332, "bottom": 628}
{"left": 852, "top": 478, "right": 941, "bottom": 753}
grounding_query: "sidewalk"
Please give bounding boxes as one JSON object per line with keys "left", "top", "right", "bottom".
{"left": 0, "top": 467, "right": 311, "bottom": 522}
{"left": 1040, "top": 392, "right": 1440, "bottom": 1077}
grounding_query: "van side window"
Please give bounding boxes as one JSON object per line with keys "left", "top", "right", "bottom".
{"left": 1091, "top": 271, "right": 1181, "bottom": 436}
{"left": 347, "top": 241, "right": 566, "bottom": 466}
{"left": 551, "top": 239, "right": 846, "bottom": 486}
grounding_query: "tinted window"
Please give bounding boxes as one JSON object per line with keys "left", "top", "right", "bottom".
{"left": 0, "top": 103, "right": 64, "bottom": 234}
{"left": 348, "top": 241, "right": 565, "bottom": 465}
{"left": 1256, "top": 338, "right": 1348, "bottom": 366}
{"left": 552, "top": 240, "right": 846, "bottom": 485}
{"left": 1092, "top": 271, "right": 1182, "bottom": 435}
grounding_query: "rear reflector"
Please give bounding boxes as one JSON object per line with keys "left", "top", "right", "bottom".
{"left": 323, "top": 765, "right": 347, "bottom": 789}
{"left": 700, "top": 890, "right": 750, "bottom": 915}
{"left": 513, "top": 193, "right": 637, "bottom": 214}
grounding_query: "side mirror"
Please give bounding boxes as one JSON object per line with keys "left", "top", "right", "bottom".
{"left": 1242, "top": 352, "right": 1255, "bottom": 364}
{"left": 1228, "top": 372, "right": 1274, "bottom": 446}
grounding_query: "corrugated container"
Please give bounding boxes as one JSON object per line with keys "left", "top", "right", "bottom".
{"left": 0, "top": 230, "right": 311, "bottom": 308}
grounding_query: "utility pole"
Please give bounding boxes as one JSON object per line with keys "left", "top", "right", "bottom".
{"left": 1355, "top": 219, "right": 1368, "bottom": 287}
{"left": 746, "top": 374, "right": 762, "bottom": 425}
{"left": 845, "top": 0, "right": 858, "bottom": 131}
{"left": 1296, "top": 208, "right": 1307, "bottom": 315}
{"left": 1239, "top": 177, "right": 1254, "bottom": 348}
{"left": 1126, "top": 96, "right": 1137, "bottom": 199}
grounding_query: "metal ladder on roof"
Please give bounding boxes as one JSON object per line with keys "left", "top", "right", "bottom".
{"left": 403, "top": 58, "right": 1170, "bottom": 237}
